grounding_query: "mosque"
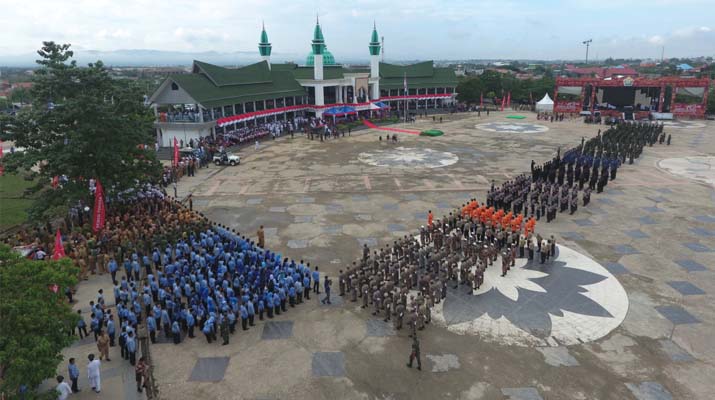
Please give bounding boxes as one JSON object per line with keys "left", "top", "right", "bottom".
{"left": 148, "top": 19, "right": 458, "bottom": 146}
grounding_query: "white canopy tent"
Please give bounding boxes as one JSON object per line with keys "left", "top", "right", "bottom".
{"left": 535, "top": 93, "right": 554, "bottom": 112}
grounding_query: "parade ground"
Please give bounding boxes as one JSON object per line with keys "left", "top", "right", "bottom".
{"left": 65, "top": 112, "right": 715, "bottom": 400}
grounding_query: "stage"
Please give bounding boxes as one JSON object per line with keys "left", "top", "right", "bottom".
{"left": 554, "top": 77, "right": 711, "bottom": 119}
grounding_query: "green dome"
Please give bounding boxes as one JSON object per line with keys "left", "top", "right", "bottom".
{"left": 306, "top": 48, "right": 336, "bottom": 66}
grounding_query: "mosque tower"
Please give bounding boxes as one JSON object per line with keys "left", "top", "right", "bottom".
{"left": 311, "top": 16, "right": 325, "bottom": 81}
{"left": 369, "top": 22, "right": 381, "bottom": 100}
{"left": 258, "top": 22, "right": 272, "bottom": 70}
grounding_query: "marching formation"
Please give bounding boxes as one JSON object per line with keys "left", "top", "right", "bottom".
{"left": 348, "top": 120, "right": 673, "bottom": 362}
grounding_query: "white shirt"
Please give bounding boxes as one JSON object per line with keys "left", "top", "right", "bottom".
{"left": 56, "top": 381, "right": 72, "bottom": 400}
{"left": 87, "top": 359, "right": 101, "bottom": 378}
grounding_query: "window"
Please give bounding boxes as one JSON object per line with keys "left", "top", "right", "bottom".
{"left": 223, "top": 105, "right": 233, "bottom": 117}
{"left": 276, "top": 97, "right": 284, "bottom": 108}
{"left": 255, "top": 101, "right": 265, "bottom": 111}
{"left": 437, "top": 88, "right": 445, "bottom": 94}
{"left": 446, "top": 87, "right": 454, "bottom": 94}
{"left": 234, "top": 103, "right": 243, "bottom": 114}
{"left": 245, "top": 102, "right": 254, "bottom": 113}
{"left": 265, "top": 99, "right": 274, "bottom": 109}
{"left": 171, "top": 82, "right": 179, "bottom": 90}
{"left": 286, "top": 97, "right": 294, "bottom": 106}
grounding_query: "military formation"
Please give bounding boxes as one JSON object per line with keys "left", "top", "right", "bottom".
{"left": 347, "top": 120, "right": 672, "bottom": 370}
{"left": 488, "top": 121, "right": 668, "bottom": 227}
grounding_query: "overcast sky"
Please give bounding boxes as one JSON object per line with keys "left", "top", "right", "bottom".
{"left": 1, "top": 0, "right": 714, "bottom": 62}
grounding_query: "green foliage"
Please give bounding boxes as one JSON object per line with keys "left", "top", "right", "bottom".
{"left": 0, "top": 244, "right": 79, "bottom": 397}
{"left": 456, "top": 71, "right": 555, "bottom": 105}
{"left": 1, "top": 42, "right": 162, "bottom": 220}
{"left": 708, "top": 88, "right": 715, "bottom": 114}
{"left": 0, "top": 173, "right": 36, "bottom": 229}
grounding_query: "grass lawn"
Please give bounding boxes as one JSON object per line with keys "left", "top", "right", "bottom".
{"left": 0, "top": 173, "right": 35, "bottom": 229}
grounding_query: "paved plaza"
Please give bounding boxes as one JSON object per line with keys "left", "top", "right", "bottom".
{"left": 69, "top": 111, "right": 714, "bottom": 399}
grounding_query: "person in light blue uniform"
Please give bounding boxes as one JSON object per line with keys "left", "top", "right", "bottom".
{"left": 126, "top": 331, "right": 137, "bottom": 365}
{"left": 239, "top": 304, "right": 249, "bottom": 331}
{"left": 147, "top": 312, "right": 157, "bottom": 343}
{"left": 171, "top": 320, "right": 181, "bottom": 344}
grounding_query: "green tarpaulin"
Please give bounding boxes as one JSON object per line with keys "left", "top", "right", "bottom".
{"left": 506, "top": 115, "right": 526, "bottom": 119}
{"left": 420, "top": 129, "right": 444, "bottom": 137}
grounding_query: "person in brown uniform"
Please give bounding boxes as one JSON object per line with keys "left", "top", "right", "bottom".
{"left": 257, "top": 225, "right": 265, "bottom": 248}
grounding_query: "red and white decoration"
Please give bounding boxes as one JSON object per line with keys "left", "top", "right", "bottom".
{"left": 216, "top": 93, "right": 455, "bottom": 127}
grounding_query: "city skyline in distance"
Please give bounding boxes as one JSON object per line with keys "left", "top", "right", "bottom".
{"left": 1, "top": 0, "right": 714, "bottom": 67}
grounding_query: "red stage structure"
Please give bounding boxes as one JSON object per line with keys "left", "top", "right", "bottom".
{"left": 554, "top": 77, "right": 711, "bottom": 119}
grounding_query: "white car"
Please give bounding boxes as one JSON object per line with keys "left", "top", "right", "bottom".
{"left": 213, "top": 152, "right": 241, "bottom": 166}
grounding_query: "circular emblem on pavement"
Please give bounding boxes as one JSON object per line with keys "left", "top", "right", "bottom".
{"left": 658, "top": 156, "right": 715, "bottom": 187}
{"left": 431, "top": 245, "right": 628, "bottom": 347}
{"left": 475, "top": 122, "right": 549, "bottom": 133}
{"left": 358, "top": 147, "right": 458, "bottom": 169}
{"left": 659, "top": 120, "right": 706, "bottom": 129}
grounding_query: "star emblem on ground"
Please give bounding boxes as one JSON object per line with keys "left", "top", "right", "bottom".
{"left": 358, "top": 147, "right": 459, "bottom": 168}
{"left": 475, "top": 122, "right": 549, "bottom": 133}
{"left": 658, "top": 156, "right": 715, "bottom": 187}
{"left": 431, "top": 245, "right": 628, "bottom": 346}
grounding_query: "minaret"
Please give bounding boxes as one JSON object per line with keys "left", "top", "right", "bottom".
{"left": 258, "top": 22, "right": 272, "bottom": 70}
{"left": 312, "top": 16, "right": 325, "bottom": 81}
{"left": 369, "top": 22, "right": 381, "bottom": 100}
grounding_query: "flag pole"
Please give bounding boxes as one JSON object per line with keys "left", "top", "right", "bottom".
{"left": 403, "top": 72, "right": 408, "bottom": 123}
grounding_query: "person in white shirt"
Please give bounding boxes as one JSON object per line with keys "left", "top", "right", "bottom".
{"left": 87, "top": 353, "right": 102, "bottom": 393}
{"left": 56, "top": 375, "right": 72, "bottom": 400}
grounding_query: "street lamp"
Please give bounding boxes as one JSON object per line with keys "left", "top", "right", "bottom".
{"left": 582, "top": 39, "right": 593, "bottom": 64}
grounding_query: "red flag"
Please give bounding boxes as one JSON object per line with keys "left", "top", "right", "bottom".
{"left": 480, "top": 92, "right": 483, "bottom": 108}
{"left": 52, "top": 229, "right": 66, "bottom": 260}
{"left": 92, "top": 179, "right": 106, "bottom": 233}
{"left": 173, "top": 137, "right": 179, "bottom": 167}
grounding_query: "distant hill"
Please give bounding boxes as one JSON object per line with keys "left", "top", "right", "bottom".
{"left": 0, "top": 49, "right": 308, "bottom": 68}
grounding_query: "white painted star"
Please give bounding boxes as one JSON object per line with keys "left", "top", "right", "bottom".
{"left": 463, "top": 257, "right": 548, "bottom": 301}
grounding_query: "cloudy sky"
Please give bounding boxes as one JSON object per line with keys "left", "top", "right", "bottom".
{"left": 1, "top": 0, "right": 713, "bottom": 62}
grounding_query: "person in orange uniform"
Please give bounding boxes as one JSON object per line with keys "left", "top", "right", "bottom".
{"left": 427, "top": 210, "right": 433, "bottom": 227}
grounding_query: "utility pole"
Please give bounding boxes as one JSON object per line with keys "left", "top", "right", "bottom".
{"left": 582, "top": 39, "right": 592, "bottom": 64}
{"left": 661, "top": 46, "right": 665, "bottom": 63}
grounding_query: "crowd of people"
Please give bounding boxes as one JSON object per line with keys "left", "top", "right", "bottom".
{"left": 5, "top": 182, "right": 327, "bottom": 396}
{"left": 3, "top": 112, "right": 677, "bottom": 393}
{"left": 347, "top": 120, "right": 672, "bottom": 348}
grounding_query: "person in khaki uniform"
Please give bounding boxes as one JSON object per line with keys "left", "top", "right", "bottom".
{"left": 257, "top": 225, "right": 265, "bottom": 248}
{"left": 97, "top": 330, "right": 111, "bottom": 361}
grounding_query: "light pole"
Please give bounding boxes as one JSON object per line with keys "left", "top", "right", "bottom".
{"left": 582, "top": 39, "right": 593, "bottom": 64}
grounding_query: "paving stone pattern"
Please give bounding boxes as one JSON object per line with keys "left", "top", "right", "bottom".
{"left": 188, "top": 357, "right": 230, "bottom": 382}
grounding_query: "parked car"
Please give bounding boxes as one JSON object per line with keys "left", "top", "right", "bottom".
{"left": 213, "top": 152, "right": 240, "bottom": 166}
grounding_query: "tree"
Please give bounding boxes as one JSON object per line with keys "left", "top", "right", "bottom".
{"left": 707, "top": 88, "right": 715, "bottom": 114}
{"left": 2, "top": 42, "right": 162, "bottom": 220}
{"left": 0, "top": 244, "right": 79, "bottom": 398}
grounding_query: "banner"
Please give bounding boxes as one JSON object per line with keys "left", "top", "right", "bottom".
{"left": 52, "top": 229, "right": 66, "bottom": 260}
{"left": 92, "top": 179, "right": 105, "bottom": 233}
{"left": 671, "top": 103, "right": 705, "bottom": 116}
{"left": 173, "top": 137, "right": 179, "bottom": 167}
{"left": 554, "top": 101, "right": 580, "bottom": 113}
